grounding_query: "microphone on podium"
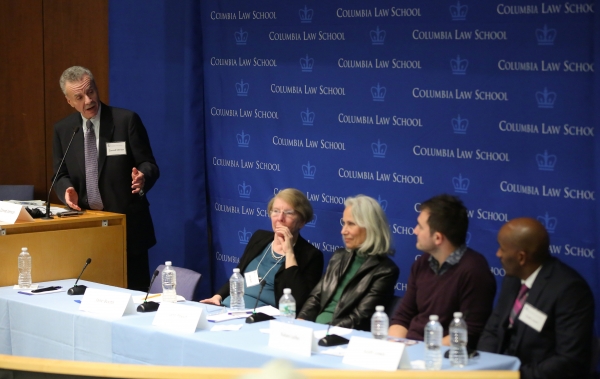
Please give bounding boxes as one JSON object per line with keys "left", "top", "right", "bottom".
{"left": 317, "top": 323, "right": 349, "bottom": 347}
{"left": 245, "top": 280, "right": 275, "bottom": 323}
{"left": 67, "top": 258, "right": 92, "bottom": 295}
{"left": 137, "top": 270, "right": 160, "bottom": 312}
{"left": 43, "top": 125, "right": 80, "bottom": 220}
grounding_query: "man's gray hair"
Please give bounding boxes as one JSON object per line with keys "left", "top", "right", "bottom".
{"left": 344, "top": 195, "right": 393, "bottom": 256}
{"left": 59, "top": 66, "right": 94, "bottom": 95}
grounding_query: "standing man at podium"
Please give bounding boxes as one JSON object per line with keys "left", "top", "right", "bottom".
{"left": 52, "top": 66, "right": 160, "bottom": 291}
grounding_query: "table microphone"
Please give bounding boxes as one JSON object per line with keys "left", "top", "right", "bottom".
{"left": 67, "top": 258, "right": 92, "bottom": 295}
{"left": 318, "top": 322, "right": 349, "bottom": 347}
{"left": 245, "top": 280, "right": 275, "bottom": 323}
{"left": 137, "top": 270, "right": 160, "bottom": 312}
{"left": 43, "top": 125, "right": 80, "bottom": 220}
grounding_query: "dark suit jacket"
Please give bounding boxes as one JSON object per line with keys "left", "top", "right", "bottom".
{"left": 217, "top": 230, "right": 324, "bottom": 311}
{"left": 52, "top": 103, "right": 159, "bottom": 251}
{"left": 297, "top": 248, "right": 399, "bottom": 331}
{"left": 478, "top": 257, "right": 594, "bottom": 379}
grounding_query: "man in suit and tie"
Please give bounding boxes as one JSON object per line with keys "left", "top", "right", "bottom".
{"left": 478, "top": 217, "right": 594, "bottom": 379}
{"left": 52, "top": 66, "right": 160, "bottom": 291}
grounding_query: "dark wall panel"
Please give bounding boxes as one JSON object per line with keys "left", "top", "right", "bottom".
{"left": 0, "top": 0, "right": 45, "bottom": 197}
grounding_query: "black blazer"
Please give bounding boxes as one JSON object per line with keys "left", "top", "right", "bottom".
{"left": 477, "top": 257, "right": 594, "bottom": 379}
{"left": 217, "top": 230, "right": 324, "bottom": 310}
{"left": 52, "top": 103, "right": 159, "bottom": 251}
{"left": 298, "top": 248, "right": 399, "bottom": 331}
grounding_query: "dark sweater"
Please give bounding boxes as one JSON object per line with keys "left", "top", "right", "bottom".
{"left": 390, "top": 248, "right": 496, "bottom": 348}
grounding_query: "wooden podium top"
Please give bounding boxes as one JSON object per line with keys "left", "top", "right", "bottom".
{"left": 0, "top": 206, "right": 127, "bottom": 288}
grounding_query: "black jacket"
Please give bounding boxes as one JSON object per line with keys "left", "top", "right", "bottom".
{"left": 53, "top": 103, "right": 159, "bottom": 251}
{"left": 298, "top": 248, "right": 399, "bottom": 331}
{"left": 216, "top": 230, "right": 324, "bottom": 310}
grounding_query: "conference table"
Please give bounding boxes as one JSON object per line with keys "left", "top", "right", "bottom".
{"left": 0, "top": 280, "right": 520, "bottom": 372}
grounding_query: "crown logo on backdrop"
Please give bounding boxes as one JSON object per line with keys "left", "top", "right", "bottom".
{"left": 537, "top": 212, "right": 557, "bottom": 233}
{"left": 371, "top": 83, "right": 386, "bottom": 102}
{"left": 372, "top": 140, "right": 387, "bottom": 158}
{"left": 452, "top": 174, "right": 470, "bottom": 194}
{"left": 238, "top": 181, "right": 252, "bottom": 198}
{"left": 450, "top": 1, "right": 468, "bottom": 20}
{"left": 238, "top": 228, "right": 252, "bottom": 244}
{"left": 452, "top": 115, "right": 469, "bottom": 134}
{"left": 536, "top": 25, "right": 556, "bottom": 46}
{"left": 302, "top": 161, "right": 316, "bottom": 179}
{"left": 377, "top": 195, "right": 388, "bottom": 211}
{"left": 301, "top": 108, "right": 315, "bottom": 126}
{"left": 236, "top": 131, "right": 250, "bottom": 147}
{"left": 536, "top": 87, "right": 556, "bottom": 108}
{"left": 300, "top": 54, "right": 314, "bottom": 72}
{"left": 236, "top": 80, "right": 249, "bottom": 96}
{"left": 306, "top": 214, "right": 317, "bottom": 227}
{"left": 451, "top": 55, "right": 469, "bottom": 75}
{"left": 370, "top": 26, "right": 386, "bottom": 45}
{"left": 536, "top": 150, "right": 557, "bottom": 171}
{"left": 299, "top": 5, "right": 314, "bottom": 23}
{"left": 234, "top": 28, "right": 248, "bottom": 45}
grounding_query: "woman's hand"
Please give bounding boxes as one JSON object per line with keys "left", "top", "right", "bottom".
{"left": 273, "top": 225, "right": 298, "bottom": 268}
{"left": 199, "top": 294, "right": 222, "bottom": 305}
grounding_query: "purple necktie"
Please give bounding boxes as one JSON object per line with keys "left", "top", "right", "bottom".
{"left": 84, "top": 120, "right": 104, "bottom": 210}
{"left": 509, "top": 284, "right": 529, "bottom": 326}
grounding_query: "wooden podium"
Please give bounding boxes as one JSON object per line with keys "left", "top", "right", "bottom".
{"left": 0, "top": 209, "right": 126, "bottom": 288}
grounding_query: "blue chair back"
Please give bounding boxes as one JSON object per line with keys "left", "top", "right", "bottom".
{"left": 0, "top": 185, "right": 34, "bottom": 201}
{"left": 149, "top": 264, "right": 202, "bottom": 301}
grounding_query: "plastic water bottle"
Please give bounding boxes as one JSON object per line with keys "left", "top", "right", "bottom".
{"left": 229, "top": 268, "right": 245, "bottom": 311}
{"left": 371, "top": 305, "right": 389, "bottom": 340}
{"left": 161, "top": 261, "right": 177, "bottom": 303}
{"left": 279, "top": 288, "right": 296, "bottom": 323}
{"left": 18, "top": 247, "right": 32, "bottom": 288}
{"left": 424, "top": 314, "right": 443, "bottom": 370}
{"left": 449, "top": 312, "right": 468, "bottom": 367}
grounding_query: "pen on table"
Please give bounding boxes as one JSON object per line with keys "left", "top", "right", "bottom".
{"left": 31, "top": 286, "right": 62, "bottom": 293}
{"left": 145, "top": 293, "right": 161, "bottom": 300}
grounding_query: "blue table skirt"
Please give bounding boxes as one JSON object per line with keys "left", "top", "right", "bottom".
{"left": 0, "top": 280, "right": 520, "bottom": 371}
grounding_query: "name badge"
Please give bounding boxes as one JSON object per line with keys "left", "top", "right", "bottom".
{"left": 268, "top": 320, "right": 318, "bottom": 357}
{"left": 245, "top": 270, "right": 260, "bottom": 287}
{"left": 152, "top": 302, "right": 208, "bottom": 333}
{"left": 106, "top": 142, "right": 126, "bottom": 156}
{"left": 79, "top": 288, "right": 136, "bottom": 318}
{"left": 343, "top": 336, "right": 411, "bottom": 371}
{"left": 519, "top": 303, "right": 548, "bottom": 332}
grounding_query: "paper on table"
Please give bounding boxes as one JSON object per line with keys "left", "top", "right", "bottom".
{"left": 313, "top": 326, "right": 353, "bottom": 339}
{"left": 320, "top": 346, "right": 347, "bottom": 357}
{"left": 254, "top": 305, "right": 280, "bottom": 316}
{"left": 211, "top": 324, "right": 244, "bottom": 332}
{"left": 18, "top": 288, "right": 65, "bottom": 295}
{"left": 207, "top": 311, "right": 251, "bottom": 322}
{"left": 132, "top": 294, "right": 185, "bottom": 304}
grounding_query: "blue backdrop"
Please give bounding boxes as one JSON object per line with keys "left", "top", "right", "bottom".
{"left": 109, "top": 0, "right": 600, "bottom": 335}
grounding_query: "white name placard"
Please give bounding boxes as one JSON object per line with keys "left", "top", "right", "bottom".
{"left": 79, "top": 288, "right": 136, "bottom": 318}
{"left": 268, "top": 320, "right": 318, "bottom": 357}
{"left": 343, "top": 336, "right": 411, "bottom": 371}
{"left": 152, "top": 302, "right": 208, "bottom": 333}
{"left": 0, "top": 201, "right": 33, "bottom": 224}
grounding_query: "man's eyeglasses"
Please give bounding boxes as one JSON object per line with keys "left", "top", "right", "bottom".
{"left": 270, "top": 209, "right": 296, "bottom": 218}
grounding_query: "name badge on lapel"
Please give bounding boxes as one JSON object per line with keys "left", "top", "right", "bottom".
{"left": 107, "top": 142, "right": 126, "bottom": 156}
{"left": 518, "top": 303, "right": 548, "bottom": 332}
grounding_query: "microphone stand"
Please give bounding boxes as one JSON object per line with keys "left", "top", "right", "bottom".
{"left": 318, "top": 323, "right": 349, "bottom": 346}
{"left": 43, "top": 126, "right": 80, "bottom": 220}
{"left": 67, "top": 258, "right": 92, "bottom": 295}
{"left": 137, "top": 270, "right": 160, "bottom": 312}
{"left": 245, "top": 280, "right": 275, "bottom": 323}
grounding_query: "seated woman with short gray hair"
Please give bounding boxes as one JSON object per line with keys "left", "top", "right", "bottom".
{"left": 297, "top": 194, "right": 399, "bottom": 331}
